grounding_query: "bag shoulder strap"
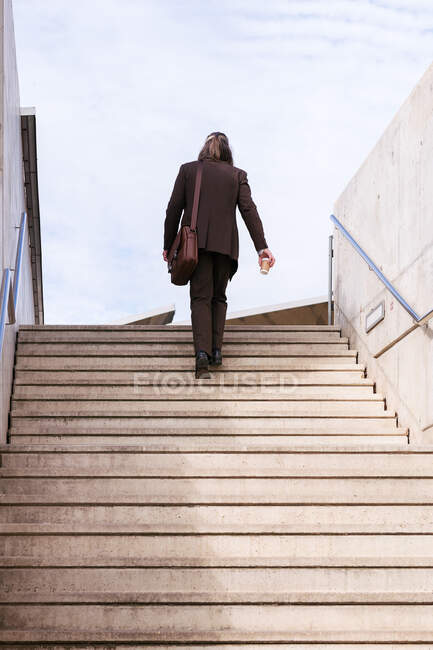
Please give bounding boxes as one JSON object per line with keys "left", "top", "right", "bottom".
{"left": 190, "top": 160, "right": 203, "bottom": 232}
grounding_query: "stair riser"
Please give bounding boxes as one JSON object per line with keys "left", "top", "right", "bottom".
{"left": 2, "top": 567, "right": 433, "bottom": 603}
{"left": 14, "top": 369, "right": 368, "bottom": 384}
{"left": 17, "top": 343, "right": 353, "bottom": 356}
{"left": 7, "top": 435, "right": 409, "bottom": 448}
{"left": 3, "top": 646, "right": 424, "bottom": 650}
{"left": 18, "top": 331, "right": 345, "bottom": 343}
{"left": 10, "top": 401, "right": 388, "bottom": 417}
{"left": 2, "top": 505, "right": 433, "bottom": 533}
{"left": 2, "top": 604, "right": 433, "bottom": 642}
{"left": 15, "top": 357, "right": 363, "bottom": 370}
{"left": 8, "top": 416, "right": 398, "bottom": 434}
{"left": 1, "top": 452, "right": 424, "bottom": 477}
{"left": 1, "top": 533, "right": 431, "bottom": 567}
{"left": 19, "top": 325, "right": 341, "bottom": 331}
{"left": 12, "top": 385, "right": 378, "bottom": 400}
{"left": 1, "top": 478, "right": 433, "bottom": 504}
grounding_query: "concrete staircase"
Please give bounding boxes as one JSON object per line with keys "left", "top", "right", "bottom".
{"left": 4, "top": 323, "right": 433, "bottom": 645}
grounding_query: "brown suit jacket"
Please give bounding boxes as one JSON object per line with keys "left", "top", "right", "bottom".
{"left": 164, "top": 157, "right": 268, "bottom": 279}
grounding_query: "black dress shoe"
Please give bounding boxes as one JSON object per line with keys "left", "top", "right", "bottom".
{"left": 210, "top": 348, "right": 222, "bottom": 366}
{"left": 195, "top": 350, "right": 211, "bottom": 379}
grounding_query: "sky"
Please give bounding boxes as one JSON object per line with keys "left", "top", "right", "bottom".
{"left": 11, "top": 0, "right": 433, "bottom": 323}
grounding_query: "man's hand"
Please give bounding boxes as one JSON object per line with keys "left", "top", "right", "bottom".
{"left": 258, "top": 248, "right": 275, "bottom": 268}
{"left": 163, "top": 250, "right": 168, "bottom": 262}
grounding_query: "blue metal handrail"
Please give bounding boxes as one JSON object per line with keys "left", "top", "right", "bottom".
{"left": 330, "top": 213, "right": 433, "bottom": 326}
{"left": 0, "top": 212, "right": 27, "bottom": 353}
{"left": 0, "top": 269, "right": 15, "bottom": 350}
{"left": 12, "top": 212, "right": 27, "bottom": 308}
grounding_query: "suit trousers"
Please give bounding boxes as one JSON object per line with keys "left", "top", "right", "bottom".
{"left": 189, "top": 249, "right": 232, "bottom": 356}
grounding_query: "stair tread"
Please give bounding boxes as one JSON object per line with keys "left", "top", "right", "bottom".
{"left": 2, "top": 475, "right": 433, "bottom": 504}
{"left": 10, "top": 401, "right": 391, "bottom": 419}
{"left": 5, "top": 450, "right": 429, "bottom": 477}
{"left": 0, "top": 441, "right": 412, "bottom": 452}
{"left": 3, "top": 532, "right": 433, "bottom": 567}
{"left": 15, "top": 358, "right": 366, "bottom": 371}
{"left": 4, "top": 435, "right": 410, "bottom": 450}
{"left": 0, "top": 646, "right": 428, "bottom": 650}
{"left": 14, "top": 371, "right": 373, "bottom": 384}
{"left": 4, "top": 504, "right": 433, "bottom": 534}
{"left": 4, "top": 591, "right": 433, "bottom": 604}
{"left": 1, "top": 603, "right": 433, "bottom": 643}
{"left": 18, "top": 334, "right": 348, "bottom": 343}
{"left": 12, "top": 388, "right": 382, "bottom": 400}
{"left": 20, "top": 324, "right": 342, "bottom": 330}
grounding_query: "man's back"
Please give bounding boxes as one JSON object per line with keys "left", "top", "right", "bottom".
{"left": 164, "top": 157, "right": 267, "bottom": 270}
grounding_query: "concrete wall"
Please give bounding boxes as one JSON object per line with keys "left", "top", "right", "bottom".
{"left": 0, "top": 0, "right": 35, "bottom": 442}
{"left": 333, "top": 62, "right": 433, "bottom": 445}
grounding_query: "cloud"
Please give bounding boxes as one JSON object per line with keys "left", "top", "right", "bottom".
{"left": 11, "top": 0, "right": 433, "bottom": 322}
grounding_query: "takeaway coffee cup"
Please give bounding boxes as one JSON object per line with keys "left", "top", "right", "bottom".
{"left": 260, "top": 256, "right": 270, "bottom": 274}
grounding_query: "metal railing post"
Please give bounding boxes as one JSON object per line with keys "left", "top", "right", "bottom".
{"left": 328, "top": 234, "right": 333, "bottom": 325}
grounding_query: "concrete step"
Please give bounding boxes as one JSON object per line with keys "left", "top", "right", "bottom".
{"left": 1, "top": 477, "right": 433, "bottom": 504}
{"left": 4, "top": 646, "right": 425, "bottom": 650}
{"left": 1, "top": 449, "right": 424, "bottom": 477}
{"left": 1, "top": 533, "right": 431, "bottom": 567}
{"left": 2, "top": 603, "right": 433, "bottom": 642}
{"left": 16, "top": 342, "right": 354, "bottom": 356}
{"left": 2, "top": 504, "right": 433, "bottom": 533}
{"left": 12, "top": 384, "right": 380, "bottom": 400}
{"left": 14, "top": 369, "right": 369, "bottom": 384}
{"left": 2, "top": 646, "right": 428, "bottom": 650}
{"left": 7, "top": 434, "right": 409, "bottom": 448}
{"left": 15, "top": 356, "right": 364, "bottom": 370}
{"left": 0, "top": 441, "right": 414, "bottom": 452}
{"left": 20, "top": 324, "right": 342, "bottom": 331}
{"left": 2, "top": 566, "right": 433, "bottom": 603}
{"left": 7, "top": 415, "right": 401, "bottom": 433}
{"left": 9, "top": 399, "right": 389, "bottom": 417}
{"left": 18, "top": 330, "right": 345, "bottom": 342}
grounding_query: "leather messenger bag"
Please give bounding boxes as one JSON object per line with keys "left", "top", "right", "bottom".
{"left": 167, "top": 160, "right": 203, "bottom": 286}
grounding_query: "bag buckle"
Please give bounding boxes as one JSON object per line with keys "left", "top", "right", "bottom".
{"left": 168, "top": 249, "right": 178, "bottom": 273}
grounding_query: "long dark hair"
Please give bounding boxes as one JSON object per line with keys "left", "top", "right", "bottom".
{"left": 198, "top": 131, "right": 233, "bottom": 165}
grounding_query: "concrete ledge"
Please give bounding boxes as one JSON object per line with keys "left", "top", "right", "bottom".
{"left": 173, "top": 296, "right": 328, "bottom": 326}
{"left": 20, "top": 108, "right": 44, "bottom": 325}
{"left": 108, "top": 304, "right": 175, "bottom": 325}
